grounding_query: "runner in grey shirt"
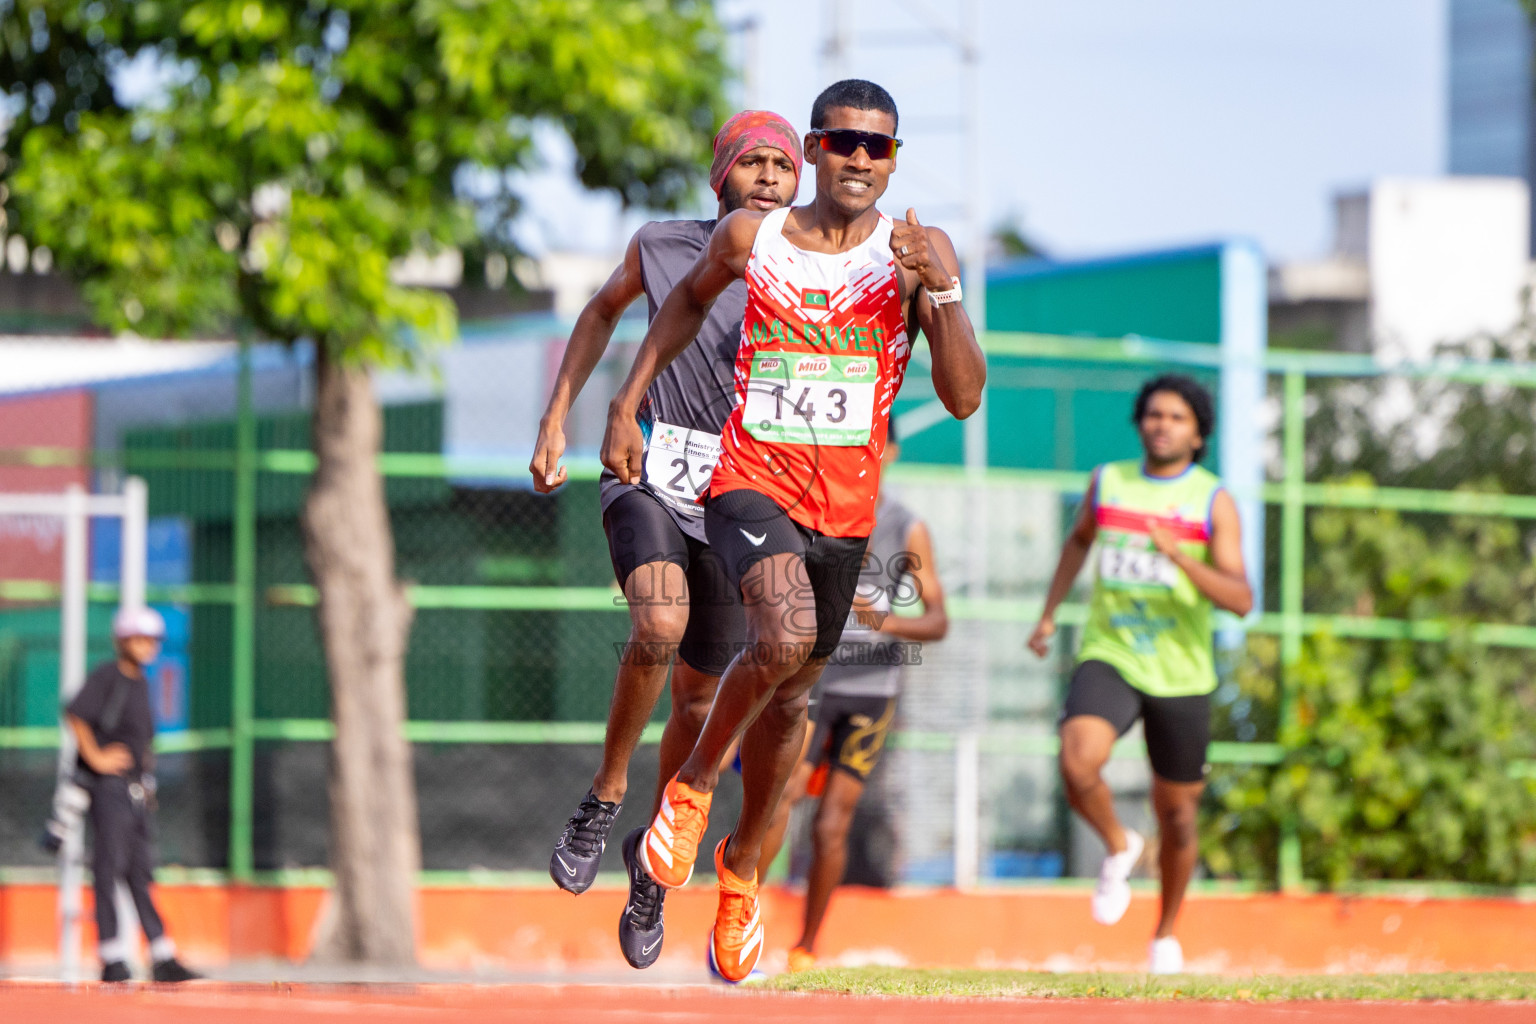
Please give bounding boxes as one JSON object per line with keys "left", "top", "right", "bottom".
{"left": 820, "top": 493, "right": 921, "bottom": 699}
{"left": 528, "top": 110, "right": 801, "bottom": 969}
{"left": 595, "top": 217, "right": 743, "bottom": 541}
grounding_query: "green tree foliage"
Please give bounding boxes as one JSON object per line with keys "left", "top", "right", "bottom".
{"left": 1207, "top": 499, "right": 1536, "bottom": 886}
{"left": 990, "top": 215, "right": 1047, "bottom": 260}
{"left": 1206, "top": 327, "right": 1536, "bottom": 886}
{"left": 2, "top": 1, "right": 728, "bottom": 959}
{"left": 1306, "top": 339, "right": 1536, "bottom": 502}
{"left": 1, "top": 0, "right": 728, "bottom": 353}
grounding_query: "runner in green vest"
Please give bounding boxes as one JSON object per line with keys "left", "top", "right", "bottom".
{"left": 1028, "top": 374, "right": 1252, "bottom": 975}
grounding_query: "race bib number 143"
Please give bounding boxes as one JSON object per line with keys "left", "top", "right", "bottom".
{"left": 743, "top": 352, "right": 878, "bottom": 447}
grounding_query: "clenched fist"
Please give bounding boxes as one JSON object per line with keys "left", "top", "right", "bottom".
{"left": 529, "top": 418, "right": 570, "bottom": 493}
{"left": 1026, "top": 616, "right": 1055, "bottom": 659}
{"left": 889, "top": 208, "right": 954, "bottom": 293}
{"left": 602, "top": 406, "right": 645, "bottom": 486}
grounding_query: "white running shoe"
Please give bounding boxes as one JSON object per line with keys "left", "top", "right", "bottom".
{"left": 1090, "top": 828, "right": 1145, "bottom": 925}
{"left": 1149, "top": 935, "right": 1184, "bottom": 975}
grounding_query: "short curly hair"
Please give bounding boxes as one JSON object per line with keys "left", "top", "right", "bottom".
{"left": 811, "top": 79, "right": 899, "bottom": 133}
{"left": 1132, "top": 374, "right": 1216, "bottom": 462}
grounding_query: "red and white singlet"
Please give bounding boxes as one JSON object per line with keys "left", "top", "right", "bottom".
{"left": 707, "top": 206, "right": 911, "bottom": 538}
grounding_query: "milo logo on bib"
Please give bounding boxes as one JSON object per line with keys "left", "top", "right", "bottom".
{"left": 795, "top": 356, "right": 831, "bottom": 378}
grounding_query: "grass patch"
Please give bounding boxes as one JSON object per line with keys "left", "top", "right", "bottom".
{"left": 764, "top": 968, "right": 1536, "bottom": 1002}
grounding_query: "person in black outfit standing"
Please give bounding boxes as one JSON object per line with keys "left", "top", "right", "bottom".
{"left": 65, "top": 606, "right": 198, "bottom": 983}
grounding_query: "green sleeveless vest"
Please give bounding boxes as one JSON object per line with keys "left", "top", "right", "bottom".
{"left": 1077, "top": 460, "right": 1224, "bottom": 698}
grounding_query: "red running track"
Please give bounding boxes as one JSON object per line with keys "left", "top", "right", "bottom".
{"left": 1, "top": 983, "right": 1532, "bottom": 1023}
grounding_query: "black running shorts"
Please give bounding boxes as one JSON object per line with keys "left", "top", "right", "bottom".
{"left": 1061, "top": 659, "right": 1210, "bottom": 784}
{"left": 703, "top": 487, "right": 868, "bottom": 661}
{"left": 806, "top": 692, "right": 898, "bottom": 783}
{"left": 603, "top": 488, "right": 745, "bottom": 676}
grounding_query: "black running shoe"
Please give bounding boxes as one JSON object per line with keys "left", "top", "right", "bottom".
{"left": 101, "top": 960, "right": 131, "bottom": 982}
{"left": 550, "top": 789, "right": 621, "bottom": 894}
{"left": 618, "top": 826, "right": 666, "bottom": 969}
{"left": 151, "top": 958, "right": 201, "bottom": 983}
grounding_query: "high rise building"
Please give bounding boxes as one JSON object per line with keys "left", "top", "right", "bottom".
{"left": 1448, "top": 0, "right": 1536, "bottom": 251}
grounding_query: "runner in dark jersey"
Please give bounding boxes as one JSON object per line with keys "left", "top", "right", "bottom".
{"left": 603, "top": 79, "right": 986, "bottom": 982}
{"left": 530, "top": 111, "right": 801, "bottom": 969}
{"left": 754, "top": 423, "right": 951, "bottom": 974}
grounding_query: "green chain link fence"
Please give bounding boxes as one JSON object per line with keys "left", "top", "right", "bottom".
{"left": 4, "top": 330, "right": 1536, "bottom": 891}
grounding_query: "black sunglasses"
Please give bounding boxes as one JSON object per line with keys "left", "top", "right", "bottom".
{"left": 810, "top": 129, "right": 902, "bottom": 160}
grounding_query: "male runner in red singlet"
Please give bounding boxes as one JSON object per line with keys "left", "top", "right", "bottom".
{"left": 530, "top": 111, "right": 800, "bottom": 969}
{"left": 602, "top": 79, "right": 986, "bottom": 982}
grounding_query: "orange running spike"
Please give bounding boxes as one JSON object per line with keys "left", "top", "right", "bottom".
{"left": 638, "top": 774, "right": 712, "bottom": 889}
{"left": 787, "top": 946, "right": 818, "bottom": 973}
{"left": 707, "top": 838, "right": 764, "bottom": 983}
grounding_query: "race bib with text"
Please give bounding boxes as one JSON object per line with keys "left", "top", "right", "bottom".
{"left": 641, "top": 420, "right": 723, "bottom": 508}
{"left": 742, "top": 352, "right": 878, "bottom": 447}
{"left": 1098, "top": 541, "right": 1179, "bottom": 589}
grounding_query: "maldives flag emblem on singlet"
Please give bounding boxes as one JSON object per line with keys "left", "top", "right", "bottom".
{"left": 707, "top": 207, "right": 912, "bottom": 538}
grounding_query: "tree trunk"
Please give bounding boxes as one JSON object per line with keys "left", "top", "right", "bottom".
{"left": 301, "top": 342, "right": 419, "bottom": 964}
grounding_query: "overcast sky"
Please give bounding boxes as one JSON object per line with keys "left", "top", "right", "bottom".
{"left": 512, "top": 0, "right": 1447, "bottom": 266}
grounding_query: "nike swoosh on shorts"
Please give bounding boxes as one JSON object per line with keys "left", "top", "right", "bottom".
{"left": 740, "top": 529, "right": 766, "bottom": 546}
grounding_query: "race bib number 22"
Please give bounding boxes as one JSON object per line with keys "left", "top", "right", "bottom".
{"left": 642, "top": 421, "right": 722, "bottom": 505}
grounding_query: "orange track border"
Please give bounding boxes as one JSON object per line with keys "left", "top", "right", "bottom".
{"left": 3, "top": 883, "right": 1534, "bottom": 973}
{"left": 4, "top": 983, "right": 1536, "bottom": 1024}
{"left": 3, "top": 984, "right": 1536, "bottom": 1024}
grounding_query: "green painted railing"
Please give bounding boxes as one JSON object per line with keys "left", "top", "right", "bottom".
{"left": 7, "top": 331, "right": 1536, "bottom": 890}
{"left": 0, "top": 721, "right": 1285, "bottom": 764}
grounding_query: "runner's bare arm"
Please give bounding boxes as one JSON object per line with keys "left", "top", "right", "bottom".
{"left": 602, "top": 211, "right": 763, "bottom": 485}
{"left": 530, "top": 231, "right": 646, "bottom": 492}
{"left": 1148, "top": 489, "right": 1253, "bottom": 615}
{"left": 874, "top": 520, "right": 949, "bottom": 642}
{"left": 1028, "top": 472, "right": 1101, "bottom": 657}
{"left": 891, "top": 210, "right": 986, "bottom": 419}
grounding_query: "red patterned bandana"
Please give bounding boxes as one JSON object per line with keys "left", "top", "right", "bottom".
{"left": 709, "top": 110, "right": 802, "bottom": 197}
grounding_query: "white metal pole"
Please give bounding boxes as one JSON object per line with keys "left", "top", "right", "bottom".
{"left": 120, "top": 477, "right": 148, "bottom": 612}
{"left": 58, "top": 823, "right": 85, "bottom": 983}
{"left": 961, "top": 0, "right": 987, "bottom": 335}
{"left": 742, "top": 17, "right": 762, "bottom": 111}
{"left": 823, "top": 0, "right": 851, "bottom": 82}
{"left": 60, "top": 484, "right": 89, "bottom": 702}
{"left": 117, "top": 477, "right": 149, "bottom": 966}
{"left": 957, "top": 5, "right": 992, "bottom": 843}
{"left": 961, "top": 0, "right": 988, "bottom": 473}
{"left": 56, "top": 483, "right": 89, "bottom": 981}
{"left": 953, "top": 730, "right": 980, "bottom": 890}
